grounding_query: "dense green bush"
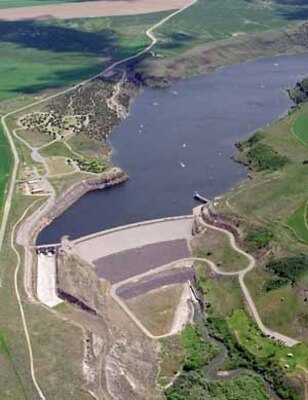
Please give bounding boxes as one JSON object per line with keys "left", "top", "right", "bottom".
{"left": 290, "top": 78, "right": 308, "bottom": 104}
{"left": 247, "top": 143, "right": 289, "bottom": 172}
{"left": 246, "top": 130, "right": 266, "bottom": 147}
{"left": 206, "top": 313, "right": 300, "bottom": 400}
{"left": 165, "top": 370, "right": 271, "bottom": 400}
{"left": 181, "top": 324, "right": 218, "bottom": 371}
{"left": 165, "top": 313, "right": 301, "bottom": 400}
{"left": 263, "top": 277, "right": 289, "bottom": 292}
{"left": 74, "top": 158, "right": 106, "bottom": 173}
{"left": 266, "top": 255, "right": 308, "bottom": 284}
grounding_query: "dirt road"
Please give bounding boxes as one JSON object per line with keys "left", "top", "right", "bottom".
{"left": 195, "top": 205, "right": 299, "bottom": 347}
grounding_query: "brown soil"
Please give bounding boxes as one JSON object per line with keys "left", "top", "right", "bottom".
{"left": 1, "top": 0, "right": 189, "bottom": 21}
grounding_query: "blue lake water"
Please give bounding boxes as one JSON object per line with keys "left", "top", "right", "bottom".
{"left": 38, "top": 54, "right": 308, "bottom": 244}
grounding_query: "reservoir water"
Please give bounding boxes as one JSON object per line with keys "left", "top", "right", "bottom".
{"left": 38, "top": 54, "right": 308, "bottom": 244}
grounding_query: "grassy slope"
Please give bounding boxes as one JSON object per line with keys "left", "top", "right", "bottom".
{"left": 192, "top": 227, "right": 248, "bottom": 272}
{"left": 155, "top": 0, "right": 300, "bottom": 56}
{"left": 137, "top": 0, "right": 308, "bottom": 84}
{"left": 216, "top": 92, "right": 308, "bottom": 345}
{"left": 194, "top": 262, "right": 243, "bottom": 316}
{"left": 0, "top": 193, "right": 94, "bottom": 398}
{"left": 293, "top": 114, "right": 308, "bottom": 145}
{"left": 287, "top": 200, "right": 308, "bottom": 243}
{"left": 189, "top": 92, "right": 308, "bottom": 397}
{"left": 39, "top": 140, "right": 76, "bottom": 158}
{"left": 228, "top": 309, "right": 308, "bottom": 369}
{"left": 0, "top": 125, "right": 13, "bottom": 220}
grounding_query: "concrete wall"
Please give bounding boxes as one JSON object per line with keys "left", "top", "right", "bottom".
{"left": 37, "top": 254, "right": 63, "bottom": 307}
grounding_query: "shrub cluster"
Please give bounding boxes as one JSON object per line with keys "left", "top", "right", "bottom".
{"left": 289, "top": 78, "right": 308, "bottom": 104}
{"left": 166, "top": 314, "right": 301, "bottom": 400}
{"left": 266, "top": 255, "right": 308, "bottom": 284}
{"left": 246, "top": 143, "right": 288, "bottom": 172}
{"left": 245, "top": 227, "right": 274, "bottom": 251}
{"left": 181, "top": 324, "right": 218, "bottom": 371}
{"left": 262, "top": 277, "right": 289, "bottom": 292}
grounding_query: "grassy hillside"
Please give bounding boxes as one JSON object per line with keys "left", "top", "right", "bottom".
{"left": 180, "top": 78, "right": 308, "bottom": 400}
{"left": 154, "top": 0, "right": 308, "bottom": 56}
{"left": 213, "top": 80, "right": 308, "bottom": 378}
{"left": 0, "top": 126, "right": 13, "bottom": 220}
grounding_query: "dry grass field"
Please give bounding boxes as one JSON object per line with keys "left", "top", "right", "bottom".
{"left": 1, "top": 0, "right": 189, "bottom": 21}
{"left": 125, "top": 284, "right": 186, "bottom": 336}
{"left": 45, "top": 157, "right": 75, "bottom": 176}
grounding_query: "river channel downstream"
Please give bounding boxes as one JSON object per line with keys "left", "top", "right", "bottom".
{"left": 38, "top": 54, "right": 308, "bottom": 244}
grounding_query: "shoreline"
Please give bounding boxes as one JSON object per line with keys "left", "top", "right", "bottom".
{"left": 2, "top": 34, "right": 307, "bottom": 249}
{"left": 30, "top": 169, "right": 129, "bottom": 245}
{"left": 36, "top": 54, "right": 308, "bottom": 245}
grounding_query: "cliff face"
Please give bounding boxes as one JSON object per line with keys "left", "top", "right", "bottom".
{"left": 289, "top": 78, "right": 308, "bottom": 104}
{"left": 46, "top": 169, "right": 129, "bottom": 223}
{"left": 135, "top": 22, "right": 308, "bottom": 88}
{"left": 32, "top": 169, "right": 129, "bottom": 243}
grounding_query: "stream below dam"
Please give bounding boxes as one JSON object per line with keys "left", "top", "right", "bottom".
{"left": 38, "top": 54, "right": 308, "bottom": 244}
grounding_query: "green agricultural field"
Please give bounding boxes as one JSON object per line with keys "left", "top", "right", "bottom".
{"left": 0, "top": 0, "right": 99, "bottom": 8}
{"left": 1, "top": 0, "right": 308, "bottom": 101}
{"left": 0, "top": 126, "right": 13, "bottom": 220}
{"left": 292, "top": 114, "right": 308, "bottom": 145}
{"left": 0, "top": 56, "right": 102, "bottom": 101}
{"left": 0, "top": 11, "right": 166, "bottom": 100}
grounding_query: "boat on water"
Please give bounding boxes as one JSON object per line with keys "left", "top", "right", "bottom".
{"left": 194, "top": 191, "right": 208, "bottom": 203}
